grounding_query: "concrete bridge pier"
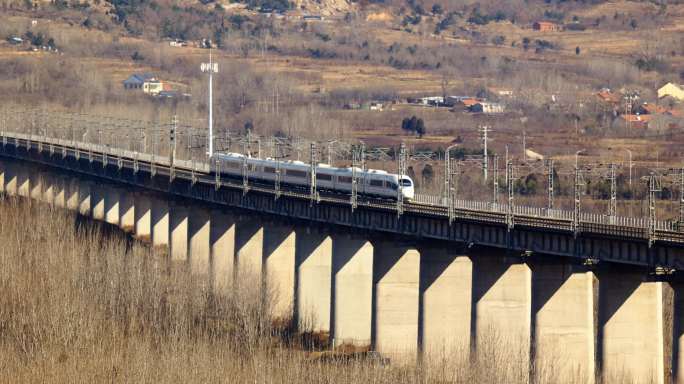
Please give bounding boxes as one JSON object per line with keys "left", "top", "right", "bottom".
{"left": 118, "top": 192, "right": 135, "bottom": 233}
{"left": 263, "top": 222, "right": 296, "bottom": 321}
{"left": 16, "top": 163, "right": 30, "bottom": 198}
{"left": 41, "top": 172, "right": 55, "bottom": 205}
{"left": 77, "top": 180, "right": 92, "bottom": 216}
{"left": 134, "top": 194, "right": 152, "bottom": 241}
{"left": 372, "top": 242, "right": 421, "bottom": 361}
{"left": 29, "top": 170, "right": 42, "bottom": 201}
{"left": 471, "top": 253, "right": 532, "bottom": 376}
{"left": 235, "top": 218, "right": 264, "bottom": 285}
{"left": 169, "top": 203, "right": 189, "bottom": 262}
{"left": 65, "top": 178, "right": 80, "bottom": 211}
{"left": 598, "top": 271, "right": 672, "bottom": 384}
{"left": 53, "top": 175, "right": 68, "bottom": 208}
{"left": 0, "top": 161, "right": 5, "bottom": 194}
{"left": 419, "top": 248, "right": 472, "bottom": 358}
{"left": 151, "top": 198, "right": 169, "bottom": 248}
{"left": 532, "top": 263, "right": 597, "bottom": 382}
{"left": 188, "top": 208, "right": 210, "bottom": 275}
{"left": 332, "top": 235, "right": 373, "bottom": 347}
{"left": 295, "top": 228, "right": 332, "bottom": 333}
{"left": 673, "top": 283, "right": 684, "bottom": 384}
{"left": 91, "top": 184, "right": 105, "bottom": 221}
{"left": 3, "top": 161, "right": 18, "bottom": 196}
{"left": 104, "top": 187, "right": 120, "bottom": 225}
{"left": 210, "top": 211, "right": 235, "bottom": 293}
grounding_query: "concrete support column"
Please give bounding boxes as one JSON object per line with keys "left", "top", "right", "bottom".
{"left": 532, "top": 264, "right": 597, "bottom": 382}
{"left": 16, "top": 164, "right": 30, "bottom": 198}
{"left": 169, "top": 204, "right": 189, "bottom": 262}
{"left": 472, "top": 255, "right": 532, "bottom": 371}
{"left": 119, "top": 192, "right": 135, "bottom": 233}
{"left": 235, "top": 219, "right": 264, "bottom": 281}
{"left": 92, "top": 185, "right": 107, "bottom": 221}
{"left": 599, "top": 273, "right": 672, "bottom": 384}
{"left": 373, "top": 242, "right": 420, "bottom": 359}
{"left": 420, "top": 249, "right": 472, "bottom": 357}
{"left": 189, "top": 208, "right": 211, "bottom": 275}
{"left": 332, "top": 235, "right": 373, "bottom": 347}
{"left": 0, "top": 161, "right": 5, "bottom": 194}
{"left": 296, "top": 229, "right": 332, "bottom": 333}
{"left": 674, "top": 283, "right": 684, "bottom": 384}
{"left": 134, "top": 194, "right": 152, "bottom": 241}
{"left": 210, "top": 211, "right": 235, "bottom": 293}
{"left": 65, "top": 179, "right": 79, "bottom": 211}
{"left": 78, "top": 180, "right": 92, "bottom": 216}
{"left": 29, "top": 170, "right": 42, "bottom": 200}
{"left": 151, "top": 198, "right": 169, "bottom": 248}
{"left": 53, "top": 176, "right": 67, "bottom": 208}
{"left": 41, "top": 173, "right": 55, "bottom": 205}
{"left": 4, "top": 162, "right": 17, "bottom": 196}
{"left": 263, "top": 223, "right": 296, "bottom": 320}
{"left": 104, "top": 187, "right": 119, "bottom": 225}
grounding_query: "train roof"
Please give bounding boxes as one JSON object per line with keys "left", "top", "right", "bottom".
{"left": 214, "top": 152, "right": 412, "bottom": 181}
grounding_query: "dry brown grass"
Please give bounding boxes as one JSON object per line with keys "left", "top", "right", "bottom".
{"left": 0, "top": 196, "right": 612, "bottom": 383}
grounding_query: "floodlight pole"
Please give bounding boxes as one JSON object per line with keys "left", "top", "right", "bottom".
{"left": 201, "top": 49, "right": 218, "bottom": 158}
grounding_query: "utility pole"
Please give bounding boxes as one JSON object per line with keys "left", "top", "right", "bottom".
{"left": 201, "top": 49, "right": 218, "bottom": 158}
{"left": 397, "top": 142, "right": 406, "bottom": 217}
{"left": 445, "top": 144, "right": 459, "bottom": 222}
{"left": 573, "top": 163, "right": 586, "bottom": 236}
{"left": 547, "top": 159, "right": 554, "bottom": 211}
{"left": 273, "top": 137, "right": 281, "bottom": 199}
{"left": 493, "top": 154, "right": 499, "bottom": 205}
{"left": 609, "top": 163, "right": 617, "bottom": 218}
{"left": 646, "top": 172, "right": 661, "bottom": 247}
{"left": 170, "top": 115, "right": 177, "bottom": 166}
{"left": 310, "top": 142, "right": 318, "bottom": 204}
{"left": 480, "top": 125, "right": 490, "bottom": 181}
{"left": 506, "top": 160, "right": 514, "bottom": 230}
{"left": 360, "top": 141, "right": 366, "bottom": 171}
{"left": 680, "top": 167, "right": 684, "bottom": 229}
{"left": 351, "top": 145, "right": 359, "bottom": 211}
{"left": 327, "top": 139, "right": 336, "bottom": 165}
{"left": 522, "top": 130, "right": 526, "bottom": 162}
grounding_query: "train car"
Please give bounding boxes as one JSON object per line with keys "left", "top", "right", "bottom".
{"left": 211, "top": 153, "right": 414, "bottom": 200}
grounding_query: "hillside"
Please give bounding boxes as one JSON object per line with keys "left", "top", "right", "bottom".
{"left": 0, "top": 0, "right": 683, "bottom": 177}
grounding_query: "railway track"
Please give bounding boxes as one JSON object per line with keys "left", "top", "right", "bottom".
{"left": 2, "top": 131, "right": 684, "bottom": 245}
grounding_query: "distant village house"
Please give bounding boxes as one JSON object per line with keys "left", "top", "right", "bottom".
{"left": 409, "top": 96, "right": 444, "bottom": 106}
{"left": 469, "top": 102, "right": 505, "bottom": 114}
{"left": 532, "top": 21, "right": 561, "bottom": 32}
{"left": 619, "top": 114, "right": 652, "bottom": 129}
{"left": 123, "top": 73, "right": 157, "bottom": 90}
{"left": 657, "top": 83, "right": 684, "bottom": 101}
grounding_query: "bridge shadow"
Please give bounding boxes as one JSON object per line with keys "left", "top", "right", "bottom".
{"left": 469, "top": 251, "right": 512, "bottom": 352}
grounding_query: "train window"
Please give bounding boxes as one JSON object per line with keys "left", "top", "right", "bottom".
{"left": 318, "top": 173, "right": 333, "bottom": 181}
{"left": 226, "top": 161, "right": 241, "bottom": 169}
{"left": 400, "top": 179, "right": 412, "bottom": 186}
{"left": 286, "top": 169, "right": 307, "bottom": 178}
{"left": 369, "top": 179, "right": 383, "bottom": 187}
{"left": 338, "top": 176, "right": 352, "bottom": 183}
{"left": 264, "top": 167, "right": 276, "bottom": 173}
{"left": 387, "top": 182, "right": 398, "bottom": 190}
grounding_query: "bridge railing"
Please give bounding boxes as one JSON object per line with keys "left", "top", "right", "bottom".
{"left": 2, "top": 130, "right": 680, "bottom": 235}
{"left": 413, "top": 193, "right": 673, "bottom": 231}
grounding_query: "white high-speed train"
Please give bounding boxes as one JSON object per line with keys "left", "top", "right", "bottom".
{"left": 211, "top": 153, "right": 415, "bottom": 200}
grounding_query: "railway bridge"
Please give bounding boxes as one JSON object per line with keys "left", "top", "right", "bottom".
{"left": 2, "top": 131, "right": 684, "bottom": 383}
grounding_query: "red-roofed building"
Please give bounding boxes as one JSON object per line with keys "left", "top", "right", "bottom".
{"left": 620, "top": 114, "right": 652, "bottom": 129}
{"left": 532, "top": 21, "right": 561, "bottom": 32}
{"left": 597, "top": 89, "right": 621, "bottom": 105}
{"left": 634, "top": 103, "right": 667, "bottom": 115}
